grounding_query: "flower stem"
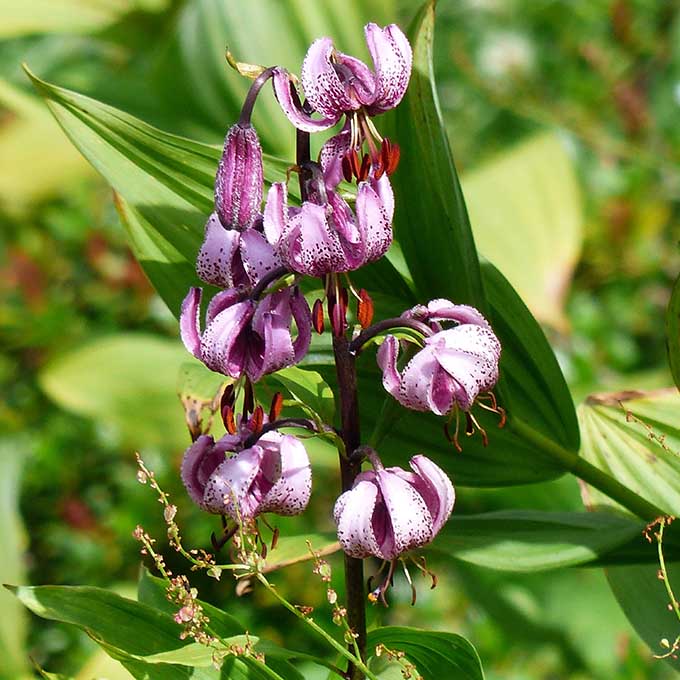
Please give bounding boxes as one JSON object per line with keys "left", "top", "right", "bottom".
{"left": 349, "top": 316, "right": 433, "bottom": 354}
{"left": 256, "top": 574, "right": 379, "bottom": 680}
{"left": 333, "top": 334, "right": 368, "bottom": 680}
{"left": 510, "top": 416, "right": 665, "bottom": 519}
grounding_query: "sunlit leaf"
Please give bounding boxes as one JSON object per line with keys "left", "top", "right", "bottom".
{"left": 462, "top": 133, "right": 583, "bottom": 331}
{"left": 38, "top": 334, "right": 192, "bottom": 450}
{"left": 271, "top": 366, "right": 335, "bottom": 424}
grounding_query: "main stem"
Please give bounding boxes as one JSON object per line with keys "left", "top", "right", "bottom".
{"left": 296, "top": 128, "right": 367, "bottom": 679}
{"left": 333, "top": 333, "right": 368, "bottom": 680}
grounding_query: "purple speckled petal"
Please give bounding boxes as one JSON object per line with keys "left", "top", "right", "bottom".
{"left": 408, "top": 455, "right": 455, "bottom": 535}
{"left": 335, "top": 52, "right": 376, "bottom": 106}
{"left": 259, "top": 434, "right": 311, "bottom": 515}
{"left": 248, "top": 291, "right": 295, "bottom": 381}
{"left": 355, "top": 178, "right": 393, "bottom": 263}
{"left": 396, "top": 344, "right": 453, "bottom": 415}
{"left": 181, "top": 435, "right": 219, "bottom": 506}
{"left": 417, "top": 299, "right": 491, "bottom": 328}
{"left": 334, "top": 481, "right": 382, "bottom": 559}
{"left": 180, "top": 287, "right": 202, "bottom": 360}
{"left": 374, "top": 468, "right": 433, "bottom": 559}
{"left": 215, "top": 124, "right": 263, "bottom": 231}
{"left": 203, "top": 446, "right": 264, "bottom": 517}
{"left": 290, "top": 287, "right": 312, "bottom": 363}
{"left": 364, "top": 23, "right": 412, "bottom": 114}
{"left": 301, "top": 37, "right": 356, "bottom": 118}
{"left": 196, "top": 213, "right": 242, "bottom": 288}
{"left": 376, "top": 335, "right": 401, "bottom": 399}
{"left": 206, "top": 288, "right": 243, "bottom": 326}
{"left": 240, "top": 229, "right": 283, "bottom": 286}
{"left": 319, "top": 126, "right": 351, "bottom": 189}
{"left": 434, "top": 325, "right": 501, "bottom": 402}
{"left": 201, "top": 297, "right": 255, "bottom": 378}
{"left": 285, "top": 203, "right": 347, "bottom": 276}
{"left": 272, "top": 67, "right": 340, "bottom": 132}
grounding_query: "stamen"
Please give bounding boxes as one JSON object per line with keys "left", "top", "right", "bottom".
{"left": 466, "top": 411, "right": 489, "bottom": 447}
{"left": 243, "top": 379, "right": 255, "bottom": 417}
{"left": 341, "top": 155, "right": 353, "bottom": 183}
{"left": 224, "top": 405, "right": 237, "bottom": 435}
{"left": 357, "top": 289, "right": 374, "bottom": 328}
{"left": 358, "top": 153, "right": 371, "bottom": 182}
{"left": 365, "top": 116, "right": 384, "bottom": 144}
{"left": 412, "top": 555, "right": 438, "bottom": 590}
{"left": 269, "top": 392, "right": 284, "bottom": 422}
{"left": 249, "top": 405, "right": 264, "bottom": 434}
{"left": 444, "top": 407, "right": 463, "bottom": 452}
{"left": 312, "top": 298, "right": 325, "bottom": 334}
{"left": 400, "top": 559, "right": 417, "bottom": 606}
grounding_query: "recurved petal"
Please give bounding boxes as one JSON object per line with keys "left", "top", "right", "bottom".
{"left": 334, "top": 481, "right": 383, "bottom": 559}
{"left": 376, "top": 335, "right": 401, "bottom": 399}
{"left": 201, "top": 297, "right": 255, "bottom": 378}
{"left": 422, "top": 300, "right": 491, "bottom": 328}
{"left": 290, "top": 286, "right": 312, "bottom": 363}
{"left": 364, "top": 23, "right": 412, "bottom": 113}
{"left": 215, "top": 123, "right": 263, "bottom": 230}
{"left": 259, "top": 434, "right": 311, "bottom": 515}
{"left": 240, "top": 229, "right": 283, "bottom": 286}
{"left": 408, "top": 455, "right": 455, "bottom": 535}
{"left": 375, "top": 468, "right": 433, "bottom": 559}
{"left": 285, "top": 203, "right": 347, "bottom": 276}
{"left": 181, "top": 435, "right": 218, "bottom": 506}
{"left": 248, "top": 291, "right": 295, "bottom": 381}
{"left": 301, "top": 37, "right": 356, "bottom": 118}
{"left": 272, "top": 67, "right": 340, "bottom": 133}
{"left": 263, "top": 181, "right": 288, "bottom": 246}
{"left": 356, "top": 178, "right": 393, "bottom": 264}
{"left": 319, "top": 127, "right": 351, "bottom": 188}
{"left": 203, "top": 446, "right": 263, "bottom": 517}
{"left": 196, "top": 213, "right": 242, "bottom": 288}
{"left": 397, "top": 344, "right": 456, "bottom": 415}
{"left": 180, "top": 287, "right": 203, "bottom": 360}
{"left": 433, "top": 326, "right": 501, "bottom": 409}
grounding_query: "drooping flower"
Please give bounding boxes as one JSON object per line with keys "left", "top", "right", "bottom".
{"left": 180, "top": 285, "right": 311, "bottom": 381}
{"left": 333, "top": 452, "right": 454, "bottom": 561}
{"left": 181, "top": 431, "right": 311, "bottom": 519}
{"left": 272, "top": 23, "right": 412, "bottom": 132}
{"left": 377, "top": 301, "right": 501, "bottom": 417}
{"left": 262, "top": 165, "right": 393, "bottom": 277}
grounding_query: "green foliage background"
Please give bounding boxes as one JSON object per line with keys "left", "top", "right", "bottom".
{"left": 1, "top": 0, "right": 679, "bottom": 678}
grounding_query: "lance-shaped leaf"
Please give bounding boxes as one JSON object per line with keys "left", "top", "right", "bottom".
{"left": 373, "top": 0, "right": 579, "bottom": 484}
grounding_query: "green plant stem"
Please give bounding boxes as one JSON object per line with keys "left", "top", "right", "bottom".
{"left": 657, "top": 519, "right": 680, "bottom": 621}
{"left": 256, "top": 574, "right": 379, "bottom": 680}
{"left": 511, "top": 417, "right": 665, "bottom": 519}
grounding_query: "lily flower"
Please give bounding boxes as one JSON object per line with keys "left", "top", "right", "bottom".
{"left": 272, "top": 23, "right": 410, "bottom": 180}
{"left": 262, "top": 163, "right": 393, "bottom": 277}
{"left": 333, "top": 453, "right": 454, "bottom": 561}
{"left": 181, "top": 431, "right": 311, "bottom": 519}
{"left": 180, "top": 285, "right": 311, "bottom": 382}
{"left": 377, "top": 320, "right": 500, "bottom": 415}
{"left": 272, "top": 23, "right": 411, "bottom": 131}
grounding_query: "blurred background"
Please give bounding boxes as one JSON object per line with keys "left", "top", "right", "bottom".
{"left": 1, "top": 0, "right": 679, "bottom": 678}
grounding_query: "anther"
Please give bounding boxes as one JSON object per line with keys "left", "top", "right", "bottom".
{"left": 358, "top": 153, "right": 371, "bottom": 182}
{"left": 312, "top": 298, "right": 325, "bottom": 334}
{"left": 357, "top": 288, "right": 374, "bottom": 328}
{"left": 224, "top": 405, "right": 237, "bottom": 435}
{"left": 269, "top": 392, "right": 283, "bottom": 422}
{"left": 249, "top": 405, "right": 264, "bottom": 434}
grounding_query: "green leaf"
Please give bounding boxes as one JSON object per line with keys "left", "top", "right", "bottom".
{"left": 8, "top": 584, "right": 289, "bottom": 680}
{"left": 433, "top": 510, "right": 644, "bottom": 572}
{"left": 578, "top": 388, "right": 680, "bottom": 515}
{"left": 607, "top": 563, "right": 680, "bottom": 671}
{"left": 38, "top": 333, "right": 192, "bottom": 449}
{"left": 667, "top": 272, "right": 680, "bottom": 394}
{"left": 262, "top": 533, "right": 339, "bottom": 574}
{"left": 0, "top": 441, "right": 29, "bottom": 680}
{"left": 367, "top": 627, "right": 484, "bottom": 680}
{"left": 271, "top": 366, "right": 335, "bottom": 424}
{"left": 371, "top": 1, "right": 579, "bottom": 485}
{"left": 463, "top": 132, "right": 583, "bottom": 331}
